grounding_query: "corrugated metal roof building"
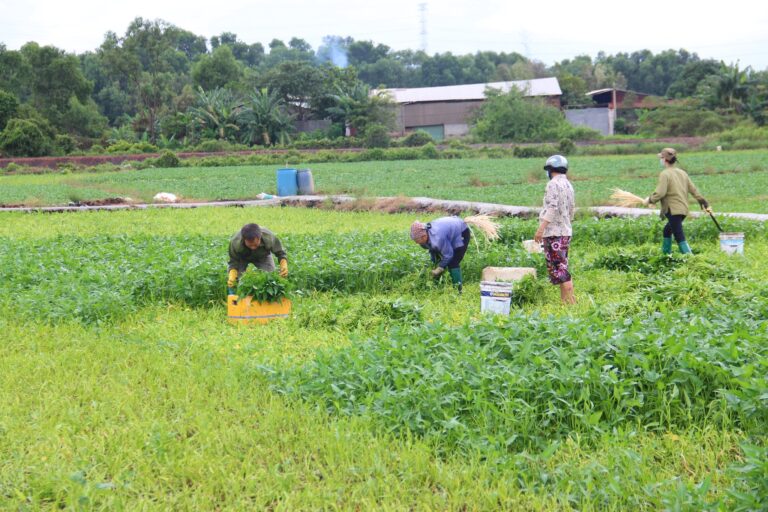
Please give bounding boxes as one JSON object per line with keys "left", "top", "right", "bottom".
{"left": 376, "top": 78, "right": 562, "bottom": 140}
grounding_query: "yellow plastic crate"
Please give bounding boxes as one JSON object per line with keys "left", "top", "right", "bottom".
{"left": 227, "top": 295, "right": 292, "bottom": 325}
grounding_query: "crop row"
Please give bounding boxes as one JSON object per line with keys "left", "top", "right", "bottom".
{"left": 0, "top": 231, "right": 537, "bottom": 323}
{"left": 265, "top": 297, "right": 768, "bottom": 459}
{"left": 2, "top": 151, "right": 768, "bottom": 211}
{"left": 1, "top": 216, "right": 764, "bottom": 324}
{"left": 264, "top": 299, "right": 768, "bottom": 509}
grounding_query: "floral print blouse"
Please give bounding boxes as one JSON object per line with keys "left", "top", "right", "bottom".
{"left": 539, "top": 174, "right": 575, "bottom": 237}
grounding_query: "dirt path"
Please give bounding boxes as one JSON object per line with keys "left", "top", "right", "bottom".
{"left": 1, "top": 195, "right": 767, "bottom": 223}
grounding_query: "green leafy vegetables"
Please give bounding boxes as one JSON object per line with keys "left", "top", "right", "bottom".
{"left": 235, "top": 270, "right": 291, "bottom": 303}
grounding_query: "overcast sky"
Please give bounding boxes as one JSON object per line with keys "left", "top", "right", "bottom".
{"left": 2, "top": 0, "right": 767, "bottom": 70}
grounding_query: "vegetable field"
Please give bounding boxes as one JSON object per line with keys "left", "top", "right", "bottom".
{"left": 2, "top": 150, "right": 768, "bottom": 212}
{"left": 0, "top": 206, "right": 766, "bottom": 510}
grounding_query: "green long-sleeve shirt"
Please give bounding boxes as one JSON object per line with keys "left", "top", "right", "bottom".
{"left": 227, "top": 228, "right": 287, "bottom": 273}
{"left": 648, "top": 166, "right": 707, "bottom": 218}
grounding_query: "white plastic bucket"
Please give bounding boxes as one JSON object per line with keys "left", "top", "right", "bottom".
{"left": 480, "top": 281, "right": 513, "bottom": 315}
{"left": 719, "top": 232, "right": 744, "bottom": 255}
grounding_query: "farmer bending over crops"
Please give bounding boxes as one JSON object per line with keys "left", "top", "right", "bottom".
{"left": 534, "top": 155, "right": 576, "bottom": 305}
{"left": 410, "top": 216, "right": 471, "bottom": 293}
{"left": 642, "top": 148, "right": 710, "bottom": 255}
{"left": 227, "top": 223, "right": 288, "bottom": 295}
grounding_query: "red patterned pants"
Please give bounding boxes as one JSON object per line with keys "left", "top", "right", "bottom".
{"left": 543, "top": 236, "right": 572, "bottom": 284}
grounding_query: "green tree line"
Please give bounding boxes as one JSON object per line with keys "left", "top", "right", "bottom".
{"left": 1, "top": 17, "right": 767, "bottom": 156}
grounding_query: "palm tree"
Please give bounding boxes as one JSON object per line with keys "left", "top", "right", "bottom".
{"left": 326, "top": 81, "right": 393, "bottom": 135}
{"left": 718, "top": 63, "right": 751, "bottom": 111}
{"left": 239, "top": 87, "right": 293, "bottom": 146}
{"left": 188, "top": 87, "right": 242, "bottom": 141}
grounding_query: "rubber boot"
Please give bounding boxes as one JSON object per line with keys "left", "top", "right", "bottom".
{"left": 678, "top": 241, "right": 693, "bottom": 255}
{"left": 662, "top": 237, "right": 673, "bottom": 255}
{"left": 448, "top": 267, "right": 463, "bottom": 294}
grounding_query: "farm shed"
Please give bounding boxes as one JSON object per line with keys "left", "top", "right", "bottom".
{"left": 585, "top": 87, "right": 654, "bottom": 109}
{"left": 377, "top": 78, "right": 562, "bottom": 140}
{"left": 565, "top": 88, "right": 660, "bottom": 136}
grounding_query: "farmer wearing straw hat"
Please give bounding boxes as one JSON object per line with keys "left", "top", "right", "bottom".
{"left": 534, "top": 154, "right": 576, "bottom": 305}
{"left": 410, "top": 216, "right": 471, "bottom": 293}
{"left": 642, "top": 148, "right": 710, "bottom": 255}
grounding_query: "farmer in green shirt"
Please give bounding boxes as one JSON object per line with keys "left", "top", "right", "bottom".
{"left": 227, "top": 223, "right": 288, "bottom": 294}
{"left": 643, "top": 148, "right": 710, "bottom": 254}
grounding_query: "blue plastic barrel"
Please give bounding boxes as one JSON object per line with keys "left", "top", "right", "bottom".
{"left": 276, "top": 168, "right": 298, "bottom": 196}
{"left": 296, "top": 169, "right": 315, "bottom": 195}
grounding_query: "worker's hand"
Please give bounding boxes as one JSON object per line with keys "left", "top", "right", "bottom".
{"left": 279, "top": 259, "right": 289, "bottom": 278}
{"left": 534, "top": 228, "right": 544, "bottom": 244}
{"left": 642, "top": 197, "right": 651, "bottom": 207}
{"left": 698, "top": 198, "right": 710, "bottom": 210}
{"left": 705, "top": 206, "right": 713, "bottom": 214}
{"left": 227, "top": 268, "right": 238, "bottom": 289}
{"left": 431, "top": 266, "right": 445, "bottom": 278}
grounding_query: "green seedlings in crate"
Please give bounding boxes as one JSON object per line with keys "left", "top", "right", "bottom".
{"left": 236, "top": 270, "right": 292, "bottom": 303}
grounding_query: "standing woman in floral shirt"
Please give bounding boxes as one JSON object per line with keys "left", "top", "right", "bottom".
{"left": 534, "top": 155, "right": 576, "bottom": 304}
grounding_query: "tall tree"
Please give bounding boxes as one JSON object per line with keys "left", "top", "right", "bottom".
{"left": 263, "top": 38, "right": 315, "bottom": 68}
{"left": 19, "top": 43, "right": 91, "bottom": 117}
{"left": 191, "top": 46, "right": 243, "bottom": 91}
{"left": 211, "top": 32, "right": 264, "bottom": 67}
{"left": 666, "top": 59, "right": 721, "bottom": 98}
{"left": 0, "top": 45, "right": 29, "bottom": 98}
{"left": 0, "top": 89, "right": 20, "bottom": 130}
{"left": 599, "top": 49, "right": 697, "bottom": 95}
{"left": 421, "top": 52, "right": 464, "bottom": 86}
{"left": 97, "top": 18, "right": 197, "bottom": 140}
{"left": 356, "top": 58, "right": 405, "bottom": 88}
{"left": 347, "top": 40, "right": 390, "bottom": 66}
{"left": 260, "top": 62, "right": 324, "bottom": 120}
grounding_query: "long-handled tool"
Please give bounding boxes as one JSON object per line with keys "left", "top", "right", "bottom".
{"left": 705, "top": 208, "right": 724, "bottom": 232}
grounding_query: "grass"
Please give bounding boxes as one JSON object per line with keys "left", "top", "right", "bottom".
{"left": 0, "top": 207, "right": 766, "bottom": 509}
{"left": 1, "top": 150, "right": 767, "bottom": 212}
{"left": 0, "top": 208, "right": 415, "bottom": 239}
{"left": 1, "top": 308, "right": 750, "bottom": 510}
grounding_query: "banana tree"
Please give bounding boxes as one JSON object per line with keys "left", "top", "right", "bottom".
{"left": 188, "top": 87, "right": 242, "bottom": 140}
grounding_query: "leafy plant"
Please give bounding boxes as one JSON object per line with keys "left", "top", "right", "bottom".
{"left": 153, "top": 150, "right": 180, "bottom": 168}
{"left": 510, "top": 274, "right": 548, "bottom": 306}
{"left": 588, "top": 247, "right": 688, "bottom": 274}
{"left": 726, "top": 442, "right": 768, "bottom": 511}
{"left": 267, "top": 302, "right": 768, "bottom": 460}
{"left": 235, "top": 270, "right": 291, "bottom": 303}
{"left": 363, "top": 123, "right": 390, "bottom": 148}
{"left": 0, "top": 118, "right": 52, "bottom": 156}
{"left": 401, "top": 130, "right": 434, "bottom": 147}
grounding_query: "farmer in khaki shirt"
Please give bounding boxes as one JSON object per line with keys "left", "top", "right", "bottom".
{"left": 642, "top": 148, "right": 711, "bottom": 255}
